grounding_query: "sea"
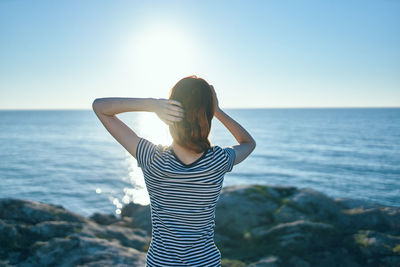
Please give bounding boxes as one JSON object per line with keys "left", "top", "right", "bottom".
{"left": 0, "top": 108, "right": 399, "bottom": 217}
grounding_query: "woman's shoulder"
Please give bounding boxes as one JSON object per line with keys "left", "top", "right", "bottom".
{"left": 210, "top": 144, "right": 236, "bottom": 172}
{"left": 209, "top": 144, "right": 231, "bottom": 158}
{"left": 137, "top": 138, "right": 170, "bottom": 160}
{"left": 210, "top": 144, "right": 236, "bottom": 161}
{"left": 210, "top": 144, "right": 232, "bottom": 152}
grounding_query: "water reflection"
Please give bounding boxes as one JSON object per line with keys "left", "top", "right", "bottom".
{"left": 121, "top": 113, "right": 172, "bottom": 210}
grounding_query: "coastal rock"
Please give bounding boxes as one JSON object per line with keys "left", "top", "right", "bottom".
{"left": 247, "top": 255, "right": 281, "bottom": 267}
{"left": 335, "top": 197, "right": 385, "bottom": 209}
{"left": 286, "top": 188, "right": 342, "bottom": 221}
{"left": 353, "top": 230, "right": 400, "bottom": 262}
{"left": 252, "top": 220, "right": 339, "bottom": 253}
{"left": 215, "top": 184, "right": 280, "bottom": 237}
{"left": 212, "top": 184, "right": 400, "bottom": 266}
{"left": 339, "top": 207, "right": 394, "bottom": 232}
{"left": 1, "top": 184, "right": 400, "bottom": 267}
{"left": 29, "top": 235, "right": 146, "bottom": 267}
{"left": 120, "top": 201, "right": 152, "bottom": 234}
{"left": 0, "top": 198, "right": 86, "bottom": 224}
{"left": 0, "top": 198, "right": 148, "bottom": 266}
{"left": 89, "top": 212, "right": 119, "bottom": 225}
{"left": 272, "top": 204, "right": 307, "bottom": 223}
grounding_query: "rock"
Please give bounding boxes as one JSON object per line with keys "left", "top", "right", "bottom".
{"left": 27, "top": 235, "right": 146, "bottom": 266}
{"left": 248, "top": 255, "right": 281, "bottom": 266}
{"left": 335, "top": 197, "right": 384, "bottom": 209}
{"left": 287, "top": 255, "right": 310, "bottom": 267}
{"left": 381, "top": 256, "right": 400, "bottom": 266}
{"left": 89, "top": 212, "right": 119, "bottom": 225}
{"left": 382, "top": 206, "right": 400, "bottom": 232}
{"left": 287, "top": 188, "right": 342, "bottom": 221}
{"left": 335, "top": 198, "right": 400, "bottom": 233}
{"left": 0, "top": 198, "right": 86, "bottom": 224}
{"left": 120, "top": 202, "right": 151, "bottom": 234}
{"left": 0, "top": 198, "right": 149, "bottom": 266}
{"left": 1, "top": 184, "right": 400, "bottom": 267}
{"left": 339, "top": 207, "right": 394, "bottom": 232}
{"left": 353, "top": 230, "right": 400, "bottom": 258}
{"left": 215, "top": 184, "right": 280, "bottom": 237}
{"left": 29, "top": 221, "right": 80, "bottom": 240}
{"left": 221, "top": 258, "right": 247, "bottom": 267}
{"left": 350, "top": 229, "right": 400, "bottom": 266}
{"left": 254, "top": 220, "right": 339, "bottom": 255}
{"left": 273, "top": 204, "right": 308, "bottom": 223}
{"left": 211, "top": 184, "right": 400, "bottom": 266}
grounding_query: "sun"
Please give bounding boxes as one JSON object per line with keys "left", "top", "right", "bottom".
{"left": 124, "top": 24, "right": 200, "bottom": 92}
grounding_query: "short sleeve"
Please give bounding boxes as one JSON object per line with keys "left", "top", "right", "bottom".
{"left": 221, "top": 146, "right": 236, "bottom": 173}
{"left": 135, "top": 137, "right": 159, "bottom": 170}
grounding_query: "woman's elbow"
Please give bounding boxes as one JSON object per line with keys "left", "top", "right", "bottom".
{"left": 249, "top": 137, "right": 256, "bottom": 150}
{"left": 92, "top": 98, "right": 101, "bottom": 113}
{"left": 251, "top": 140, "right": 256, "bottom": 152}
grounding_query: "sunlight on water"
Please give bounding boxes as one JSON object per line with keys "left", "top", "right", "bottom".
{"left": 122, "top": 112, "right": 172, "bottom": 207}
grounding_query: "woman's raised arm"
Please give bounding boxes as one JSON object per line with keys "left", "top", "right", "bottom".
{"left": 92, "top": 97, "right": 156, "bottom": 115}
{"left": 92, "top": 97, "right": 184, "bottom": 158}
{"left": 211, "top": 86, "right": 256, "bottom": 165}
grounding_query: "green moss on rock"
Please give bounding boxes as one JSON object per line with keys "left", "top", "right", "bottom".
{"left": 31, "top": 241, "right": 47, "bottom": 250}
{"left": 142, "top": 240, "right": 151, "bottom": 251}
{"left": 393, "top": 244, "right": 400, "bottom": 255}
{"left": 354, "top": 232, "right": 370, "bottom": 247}
{"left": 221, "top": 258, "right": 247, "bottom": 267}
{"left": 94, "top": 233, "right": 110, "bottom": 240}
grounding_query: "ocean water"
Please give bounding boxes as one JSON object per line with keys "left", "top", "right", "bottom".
{"left": 0, "top": 108, "right": 399, "bottom": 217}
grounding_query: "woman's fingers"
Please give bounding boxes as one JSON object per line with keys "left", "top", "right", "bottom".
{"left": 160, "top": 100, "right": 184, "bottom": 113}
{"left": 167, "top": 100, "right": 184, "bottom": 112}
{"left": 166, "top": 109, "right": 184, "bottom": 118}
{"left": 160, "top": 113, "right": 184, "bottom": 126}
{"left": 169, "top": 104, "right": 184, "bottom": 114}
{"left": 157, "top": 99, "right": 185, "bottom": 125}
{"left": 169, "top": 99, "right": 183, "bottom": 107}
{"left": 171, "top": 114, "right": 184, "bottom": 121}
{"left": 165, "top": 101, "right": 184, "bottom": 116}
{"left": 167, "top": 106, "right": 184, "bottom": 115}
{"left": 167, "top": 113, "right": 184, "bottom": 121}
{"left": 209, "top": 85, "right": 219, "bottom": 107}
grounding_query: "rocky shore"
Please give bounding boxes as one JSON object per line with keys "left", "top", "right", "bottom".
{"left": 1, "top": 184, "right": 399, "bottom": 266}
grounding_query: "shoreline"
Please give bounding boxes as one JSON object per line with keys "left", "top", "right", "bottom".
{"left": 1, "top": 184, "right": 399, "bottom": 266}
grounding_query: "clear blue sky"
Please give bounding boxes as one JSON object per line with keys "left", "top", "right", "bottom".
{"left": 1, "top": 0, "right": 399, "bottom": 109}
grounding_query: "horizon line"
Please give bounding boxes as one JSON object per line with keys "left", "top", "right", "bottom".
{"left": 1, "top": 106, "right": 400, "bottom": 111}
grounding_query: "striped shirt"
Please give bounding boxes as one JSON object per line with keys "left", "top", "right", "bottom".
{"left": 135, "top": 137, "right": 236, "bottom": 267}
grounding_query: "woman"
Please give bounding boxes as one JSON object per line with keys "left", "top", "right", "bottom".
{"left": 92, "top": 75, "right": 256, "bottom": 266}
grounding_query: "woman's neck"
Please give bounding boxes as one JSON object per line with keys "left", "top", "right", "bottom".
{"left": 171, "top": 141, "right": 205, "bottom": 165}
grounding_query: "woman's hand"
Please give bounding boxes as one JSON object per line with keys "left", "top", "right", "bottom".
{"left": 210, "top": 85, "right": 221, "bottom": 112}
{"left": 153, "top": 98, "right": 185, "bottom": 126}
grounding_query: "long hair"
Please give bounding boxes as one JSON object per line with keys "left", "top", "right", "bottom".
{"left": 168, "top": 75, "right": 216, "bottom": 153}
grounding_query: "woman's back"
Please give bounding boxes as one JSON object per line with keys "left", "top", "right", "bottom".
{"left": 136, "top": 137, "right": 236, "bottom": 267}
{"left": 93, "top": 76, "right": 256, "bottom": 266}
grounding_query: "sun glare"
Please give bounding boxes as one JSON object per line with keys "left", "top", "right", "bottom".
{"left": 118, "top": 25, "right": 203, "bottom": 207}
{"left": 123, "top": 112, "right": 172, "bottom": 206}
{"left": 123, "top": 24, "right": 200, "bottom": 94}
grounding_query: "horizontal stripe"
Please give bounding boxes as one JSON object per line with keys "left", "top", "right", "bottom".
{"left": 136, "top": 137, "right": 235, "bottom": 267}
